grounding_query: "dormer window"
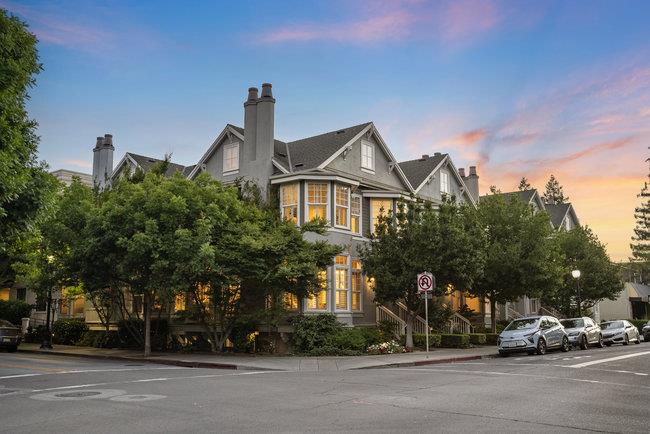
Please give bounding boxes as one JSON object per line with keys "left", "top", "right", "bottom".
{"left": 223, "top": 142, "right": 239, "bottom": 174}
{"left": 361, "top": 140, "right": 374, "bottom": 172}
{"left": 440, "top": 170, "right": 450, "bottom": 195}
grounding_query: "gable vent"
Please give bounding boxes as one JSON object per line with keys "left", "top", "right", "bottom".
{"left": 147, "top": 158, "right": 157, "bottom": 163}
{"left": 335, "top": 130, "right": 346, "bottom": 135}
{"left": 293, "top": 163, "right": 304, "bottom": 168}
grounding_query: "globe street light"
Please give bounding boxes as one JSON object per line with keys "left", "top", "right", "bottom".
{"left": 571, "top": 269, "right": 582, "bottom": 317}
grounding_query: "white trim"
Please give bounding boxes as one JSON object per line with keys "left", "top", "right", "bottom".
{"left": 361, "top": 140, "right": 375, "bottom": 171}
{"left": 271, "top": 158, "right": 289, "bottom": 174}
{"left": 223, "top": 142, "right": 240, "bottom": 173}
{"left": 351, "top": 194, "right": 362, "bottom": 236}
{"left": 359, "top": 190, "right": 408, "bottom": 199}
{"left": 188, "top": 125, "right": 239, "bottom": 179}
{"left": 271, "top": 173, "right": 359, "bottom": 186}
{"left": 440, "top": 169, "right": 450, "bottom": 195}
{"left": 317, "top": 124, "right": 372, "bottom": 169}
{"left": 334, "top": 183, "right": 351, "bottom": 230}
{"left": 351, "top": 258, "right": 363, "bottom": 312}
{"left": 360, "top": 167, "right": 376, "bottom": 175}
{"left": 280, "top": 182, "right": 300, "bottom": 225}
{"left": 222, "top": 170, "right": 239, "bottom": 176}
{"left": 110, "top": 153, "right": 140, "bottom": 181}
{"left": 304, "top": 181, "right": 331, "bottom": 225}
{"left": 334, "top": 254, "right": 351, "bottom": 312}
{"left": 414, "top": 156, "right": 447, "bottom": 193}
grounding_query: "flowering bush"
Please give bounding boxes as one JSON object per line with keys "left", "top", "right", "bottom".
{"left": 367, "top": 340, "right": 406, "bottom": 355}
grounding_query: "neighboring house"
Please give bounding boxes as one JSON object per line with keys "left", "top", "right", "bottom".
{"left": 545, "top": 202, "right": 579, "bottom": 231}
{"left": 51, "top": 169, "right": 93, "bottom": 187}
{"left": 89, "top": 83, "right": 480, "bottom": 333}
{"left": 598, "top": 282, "right": 650, "bottom": 321}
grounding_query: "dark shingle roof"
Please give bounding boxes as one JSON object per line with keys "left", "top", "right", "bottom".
{"left": 127, "top": 153, "right": 188, "bottom": 177}
{"left": 286, "top": 122, "right": 372, "bottom": 171}
{"left": 480, "top": 189, "right": 538, "bottom": 204}
{"left": 182, "top": 165, "right": 196, "bottom": 177}
{"left": 545, "top": 203, "right": 571, "bottom": 228}
{"left": 398, "top": 154, "right": 447, "bottom": 190}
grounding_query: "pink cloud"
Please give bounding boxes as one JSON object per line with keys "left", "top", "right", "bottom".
{"left": 438, "top": 0, "right": 501, "bottom": 45}
{"left": 63, "top": 159, "right": 92, "bottom": 169}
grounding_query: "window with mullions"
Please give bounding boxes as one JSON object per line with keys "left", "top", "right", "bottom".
{"left": 307, "top": 270, "right": 328, "bottom": 310}
{"left": 440, "top": 170, "right": 450, "bottom": 194}
{"left": 361, "top": 140, "right": 374, "bottom": 171}
{"left": 335, "top": 184, "right": 350, "bottom": 228}
{"left": 280, "top": 183, "right": 299, "bottom": 224}
{"left": 351, "top": 195, "right": 361, "bottom": 235}
{"left": 223, "top": 142, "right": 239, "bottom": 173}
{"left": 370, "top": 199, "right": 392, "bottom": 235}
{"left": 335, "top": 255, "right": 349, "bottom": 310}
{"left": 307, "top": 182, "right": 328, "bottom": 221}
{"left": 351, "top": 259, "right": 362, "bottom": 311}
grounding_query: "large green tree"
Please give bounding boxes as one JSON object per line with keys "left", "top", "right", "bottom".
{"left": 360, "top": 199, "right": 485, "bottom": 349}
{"left": 631, "top": 158, "right": 650, "bottom": 266}
{"left": 542, "top": 174, "right": 568, "bottom": 204}
{"left": 471, "top": 192, "right": 563, "bottom": 332}
{"left": 545, "top": 226, "right": 622, "bottom": 316}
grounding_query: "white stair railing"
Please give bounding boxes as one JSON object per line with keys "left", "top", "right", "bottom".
{"left": 507, "top": 306, "right": 523, "bottom": 319}
{"left": 442, "top": 311, "right": 474, "bottom": 334}
{"left": 395, "top": 301, "right": 430, "bottom": 335}
{"left": 376, "top": 305, "right": 406, "bottom": 338}
{"left": 539, "top": 305, "right": 562, "bottom": 319}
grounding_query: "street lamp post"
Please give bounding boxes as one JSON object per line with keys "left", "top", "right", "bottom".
{"left": 571, "top": 269, "right": 581, "bottom": 317}
{"left": 40, "top": 255, "right": 55, "bottom": 350}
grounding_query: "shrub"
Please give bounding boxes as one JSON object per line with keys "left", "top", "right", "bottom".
{"left": 117, "top": 318, "right": 169, "bottom": 351}
{"left": 440, "top": 334, "right": 470, "bottom": 348}
{"left": 367, "top": 340, "right": 406, "bottom": 355}
{"left": 468, "top": 333, "right": 487, "bottom": 345}
{"left": 230, "top": 317, "right": 259, "bottom": 353}
{"left": 291, "top": 313, "right": 343, "bottom": 353}
{"left": 52, "top": 318, "right": 88, "bottom": 345}
{"left": 0, "top": 299, "right": 33, "bottom": 325}
{"left": 24, "top": 324, "right": 49, "bottom": 343}
{"left": 485, "top": 333, "right": 499, "bottom": 345}
{"left": 76, "top": 330, "right": 121, "bottom": 348}
{"left": 402, "top": 333, "right": 441, "bottom": 349}
{"left": 628, "top": 319, "right": 648, "bottom": 334}
{"left": 377, "top": 320, "right": 397, "bottom": 341}
{"left": 325, "top": 328, "right": 368, "bottom": 352}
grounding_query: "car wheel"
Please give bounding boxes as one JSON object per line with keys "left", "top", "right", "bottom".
{"left": 623, "top": 334, "right": 629, "bottom": 345}
{"left": 499, "top": 350, "right": 509, "bottom": 357}
{"left": 635, "top": 334, "right": 641, "bottom": 344}
{"left": 561, "top": 336, "right": 570, "bottom": 352}
{"left": 536, "top": 338, "right": 547, "bottom": 355}
{"left": 579, "top": 335, "right": 588, "bottom": 350}
{"left": 596, "top": 334, "right": 604, "bottom": 348}
{"left": 605, "top": 342, "right": 612, "bottom": 347}
{"left": 644, "top": 334, "right": 650, "bottom": 342}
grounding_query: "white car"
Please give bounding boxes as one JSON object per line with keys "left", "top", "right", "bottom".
{"left": 498, "top": 316, "right": 570, "bottom": 356}
{"left": 601, "top": 320, "right": 641, "bottom": 346}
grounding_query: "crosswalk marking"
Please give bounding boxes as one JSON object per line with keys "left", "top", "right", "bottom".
{"left": 568, "top": 351, "right": 650, "bottom": 368}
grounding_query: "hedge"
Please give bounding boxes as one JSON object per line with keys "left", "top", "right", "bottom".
{"left": 0, "top": 299, "right": 33, "bottom": 326}
{"left": 468, "top": 333, "right": 487, "bottom": 345}
{"left": 440, "top": 334, "right": 470, "bottom": 349}
{"left": 485, "top": 333, "right": 499, "bottom": 345}
{"left": 76, "top": 330, "right": 121, "bottom": 348}
{"left": 52, "top": 318, "right": 88, "bottom": 345}
{"left": 402, "top": 333, "right": 441, "bottom": 349}
{"left": 628, "top": 319, "right": 649, "bottom": 334}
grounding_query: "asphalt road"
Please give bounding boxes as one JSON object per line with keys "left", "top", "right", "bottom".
{"left": 1, "top": 343, "right": 649, "bottom": 433}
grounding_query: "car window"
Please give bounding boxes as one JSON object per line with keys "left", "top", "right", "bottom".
{"left": 504, "top": 318, "right": 539, "bottom": 331}
{"left": 601, "top": 321, "right": 624, "bottom": 330}
{"left": 561, "top": 319, "right": 584, "bottom": 328}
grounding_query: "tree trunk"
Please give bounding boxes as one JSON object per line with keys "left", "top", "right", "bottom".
{"left": 405, "top": 312, "right": 414, "bottom": 350}
{"left": 490, "top": 298, "right": 497, "bottom": 334}
{"left": 143, "top": 291, "right": 151, "bottom": 357}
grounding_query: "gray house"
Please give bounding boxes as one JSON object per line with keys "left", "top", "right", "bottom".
{"left": 92, "top": 83, "right": 479, "bottom": 332}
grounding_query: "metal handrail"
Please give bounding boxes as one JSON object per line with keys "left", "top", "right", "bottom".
{"left": 376, "top": 305, "right": 406, "bottom": 337}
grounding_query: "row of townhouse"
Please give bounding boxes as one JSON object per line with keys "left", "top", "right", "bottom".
{"left": 3, "top": 83, "right": 584, "bottom": 337}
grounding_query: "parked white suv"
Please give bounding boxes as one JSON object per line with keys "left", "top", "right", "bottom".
{"left": 498, "top": 316, "right": 570, "bottom": 356}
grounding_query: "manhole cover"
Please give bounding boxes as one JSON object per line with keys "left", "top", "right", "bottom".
{"left": 109, "top": 394, "right": 166, "bottom": 402}
{"left": 55, "top": 391, "right": 102, "bottom": 398}
{"left": 0, "top": 389, "right": 16, "bottom": 395}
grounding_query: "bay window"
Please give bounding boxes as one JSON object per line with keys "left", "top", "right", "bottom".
{"left": 351, "top": 259, "right": 362, "bottom": 311}
{"left": 370, "top": 199, "right": 392, "bottom": 235}
{"left": 351, "top": 195, "right": 361, "bottom": 235}
{"left": 335, "top": 184, "right": 350, "bottom": 228}
{"left": 307, "top": 270, "right": 328, "bottom": 310}
{"left": 307, "top": 182, "right": 328, "bottom": 222}
{"left": 335, "top": 255, "right": 349, "bottom": 310}
{"left": 280, "top": 183, "right": 299, "bottom": 224}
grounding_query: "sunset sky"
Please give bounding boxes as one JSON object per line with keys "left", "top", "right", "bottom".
{"left": 4, "top": 0, "right": 650, "bottom": 261}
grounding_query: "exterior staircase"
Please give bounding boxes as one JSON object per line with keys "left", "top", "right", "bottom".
{"left": 539, "top": 305, "right": 563, "bottom": 319}
{"left": 376, "top": 302, "right": 473, "bottom": 337}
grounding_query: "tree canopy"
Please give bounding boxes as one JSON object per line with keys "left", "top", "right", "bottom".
{"left": 542, "top": 174, "right": 568, "bottom": 204}
{"left": 631, "top": 158, "right": 650, "bottom": 265}
{"left": 517, "top": 177, "right": 531, "bottom": 191}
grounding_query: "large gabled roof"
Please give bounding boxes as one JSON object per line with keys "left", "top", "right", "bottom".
{"left": 286, "top": 122, "right": 372, "bottom": 171}
{"left": 126, "top": 153, "right": 188, "bottom": 177}
{"left": 398, "top": 154, "right": 447, "bottom": 191}
{"left": 544, "top": 202, "right": 580, "bottom": 229}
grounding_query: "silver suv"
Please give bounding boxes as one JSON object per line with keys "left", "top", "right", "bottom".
{"left": 560, "top": 317, "right": 604, "bottom": 350}
{"left": 498, "top": 316, "right": 570, "bottom": 356}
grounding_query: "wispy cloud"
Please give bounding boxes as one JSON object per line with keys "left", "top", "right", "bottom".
{"left": 257, "top": 0, "right": 532, "bottom": 48}
{"left": 62, "top": 159, "right": 92, "bottom": 169}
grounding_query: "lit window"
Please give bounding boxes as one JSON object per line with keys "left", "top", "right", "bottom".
{"left": 281, "top": 183, "right": 299, "bottom": 224}
{"left": 351, "top": 195, "right": 361, "bottom": 235}
{"left": 370, "top": 199, "right": 392, "bottom": 234}
{"left": 307, "top": 182, "right": 328, "bottom": 222}
{"left": 175, "top": 293, "right": 186, "bottom": 311}
{"left": 335, "top": 255, "right": 349, "bottom": 310}
{"left": 361, "top": 140, "right": 374, "bottom": 171}
{"left": 223, "top": 142, "right": 239, "bottom": 173}
{"left": 0, "top": 288, "right": 9, "bottom": 301}
{"left": 440, "top": 170, "right": 449, "bottom": 194}
{"left": 335, "top": 184, "right": 350, "bottom": 228}
{"left": 73, "top": 297, "right": 85, "bottom": 315}
{"left": 351, "top": 260, "right": 362, "bottom": 311}
{"left": 308, "top": 270, "right": 328, "bottom": 310}
{"left": 283, "top": 293, "right": 298, "bottom": 310}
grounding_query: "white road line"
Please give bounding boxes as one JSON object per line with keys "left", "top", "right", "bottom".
{"left": 568, "top": 351, "right": 650, "bottom": 368}
{"left": 0, "top": 373, "right": 42, "bottom": 380}
{"left": 0, "top": 366, "right": 185, "bottom": 380}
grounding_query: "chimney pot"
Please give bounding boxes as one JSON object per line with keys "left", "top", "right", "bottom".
{"left": 459, "top": 168, "right": 465, "bottom": 177}
{"left": 421, "top": 154, "right": 429, "bottom": 160}
{"left": 434, "top": 152, "right": 441, "bottom": 156}
{"left": 247, "top": 87, "right": 259, "bottom": 103}
{"left": 469, "top": 166, "right": 477, "bottom": 176}
{"left": 103, "top": 134, "right": 113, "bottom": 146}
{"left": 261, "top": 83, "right": 273, "bottom": 98}
{"left": 95, "top": 137, "right": 104, "bottom": 147}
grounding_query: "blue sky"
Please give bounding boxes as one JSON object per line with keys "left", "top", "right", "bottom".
{"left": 3, "top": 0, "right": 650, "bottom": 259}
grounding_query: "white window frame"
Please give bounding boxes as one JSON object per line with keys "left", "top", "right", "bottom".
{"left": 334, "top": 255, "right": 350, "bottom": 311}
{"left": 440, "top": 170, "right": 450, "bottom": 195}
{"left": 306, "top": 269, "right": 329, "bottom": 311}
{"left": 280, "top": 182, "right": 300, "bottom": 225}
{"left": 334, "top": 184, "right": 351, "bottom": 229}
{"left": 304, "top": 181, "right": 330, "bottom": 224}
{"left": 370, "top": 198, "right": 392, "bottom": 235}
{"left": 223, "top": 142, "right": 240, "bottom": 174}
{"left": 351, "top": 259, "right": 363, "bottom": 312}
{"left": 351, "top": 194, "right": 362, "bottom": 236}
{"left": 361, "top": 140, "right": 375, "bottom": 173}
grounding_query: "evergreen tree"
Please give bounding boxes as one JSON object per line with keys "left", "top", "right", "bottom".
{"left": 518, "top": 177, "right": 531, "bottom": 191}
{"left": 543, "top": 174, "right": 568, "bottom": 204}
{"left": 631, "top": 156, "right": 650, "bottom": 264}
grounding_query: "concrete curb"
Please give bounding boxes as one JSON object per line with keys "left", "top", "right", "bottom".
{"left": 354, "top": 353, "right": 497, "bottom": 369}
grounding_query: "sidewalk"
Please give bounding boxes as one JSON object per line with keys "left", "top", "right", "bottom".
{"left": 17, "top": 343, "right": 497, "bottom": 372}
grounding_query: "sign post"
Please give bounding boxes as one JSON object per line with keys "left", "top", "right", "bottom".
{"left": 417, "top": 272, "right": 434, "bottom": 352}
